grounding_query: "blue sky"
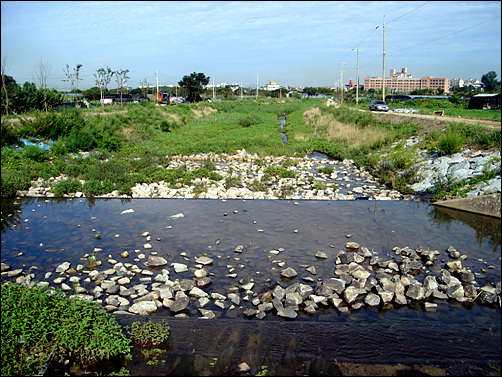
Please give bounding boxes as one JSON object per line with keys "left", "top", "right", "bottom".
{"left": 1, "top": 1, "right": 501, "bottom": 91}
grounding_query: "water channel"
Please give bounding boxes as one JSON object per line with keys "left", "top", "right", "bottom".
{"left": 1, "top": 196, "right": 500, "bottom": 375}
{"left": 1, "top": 117, "right": 500, "bottom": 375}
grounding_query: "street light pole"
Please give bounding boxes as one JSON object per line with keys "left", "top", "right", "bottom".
{"left": 382, "top": 15, "right": 386, "bottom": 101}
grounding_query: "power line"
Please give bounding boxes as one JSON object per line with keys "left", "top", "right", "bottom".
{"left": 386, "top": 1, "right": 430, "bottom": 25}
{"left": 389, "top": 15, "right": 501, "bottom": 54}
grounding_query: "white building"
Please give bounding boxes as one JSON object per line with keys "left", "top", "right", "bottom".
{"left": 265, "top": 81, "right": 283, "bottom": 91}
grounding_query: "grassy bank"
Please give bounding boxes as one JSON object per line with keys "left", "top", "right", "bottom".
{"left": 1, "top": 98, "right": 500, "bottom": 198}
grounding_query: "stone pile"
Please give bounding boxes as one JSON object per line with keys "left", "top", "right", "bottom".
{"left": 18, "top": 150, "right": 406, "bottom": 201}
{"left": 404, "top": 145, "right": 501, "bottom": 197}
{"left": 2, "top": 239, "right": 500, "bottom": 319}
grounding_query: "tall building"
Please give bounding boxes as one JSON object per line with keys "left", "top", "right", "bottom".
{"left": 364, "top": 68, "right": 450, "bottom": 94}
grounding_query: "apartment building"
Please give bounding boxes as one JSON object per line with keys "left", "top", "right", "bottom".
{"left": 364, "top": 68, "right": 451, "bottom": 94}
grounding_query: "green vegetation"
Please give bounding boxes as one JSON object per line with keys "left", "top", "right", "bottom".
{"left": 128, "top": 319, "right": 170, "bottom": 347}
{"left": 128, "top": 319, "right": 170, "bottom": 366}
{"left": 1, "top": 98, "right": 500, "bottom": 199}
{"left": 1, "top": 282, "right": 131, "bottom": 376}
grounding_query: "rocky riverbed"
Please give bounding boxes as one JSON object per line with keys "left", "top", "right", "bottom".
{"left": 2, "top": 235, "right": 501, "bottom": 320}
{"left": 17, "top": 145, "right": 501, "bottom": 201}
{"left": 3, "top": 141, "right": 501, "bottom": 319}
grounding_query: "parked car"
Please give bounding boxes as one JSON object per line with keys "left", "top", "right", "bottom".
{"left": 369, "top": 100, "right": 389, "bottom": 112}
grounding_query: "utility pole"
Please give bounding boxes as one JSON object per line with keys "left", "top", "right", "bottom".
{"left": 256, "top": 75, "right": 259, "bottom": 100}
{"left": 382, "top": 15, "right": 386, "bottom": 100}
{"left": 240, "top": 82, "right": 243, "bottom": 100}
{"left": 339, "top": 61, "right": 344, "bottom": 103}
{"left": 156, "top": 70, "right": 159, "bottom": 103}
{"left": 212, "top": 78, "right": 215, "bottom": 101}
{"left": 356, "top": 46, "right": 359, "bottom": 105}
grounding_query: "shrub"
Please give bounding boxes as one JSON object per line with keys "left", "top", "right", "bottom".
{"left": 128, "top": 319, "right": 170, "bottom": 347}
{"left": 1, "top": 282, "right": 131, "bottom": 376}
{"left": 64, "top": 127, "right": 96, "bottom": 152}
{"left": 317, "top": 166, "right": 334, "bottom": 174}
{"left": 1, "top": 121, "right": 18, "bottom": 147}
{"left": 1, "top": 168, "right": 31, "bottom": 197}
{"left": 22, "top": 145, "right": 47, "bottom": 162}
{"left": 82, "top": 179, "right": 115, "bottom": 196}
{"left": 264, "top": 165, "right": 296, "bottom": 178}
{"left": 437, "top": 130, "right": 464, "bottom": 155}
{"left": 51, "top": 178, "right": 82, "bottom": 196}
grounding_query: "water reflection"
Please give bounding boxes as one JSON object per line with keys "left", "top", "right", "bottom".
{"left": 430, "top": 206, "right": 501, "bottom": 251}
{"left": 1, "top": 197, "right": 500, "bottom": 323}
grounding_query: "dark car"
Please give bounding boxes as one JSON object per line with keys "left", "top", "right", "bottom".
{"left": 369, "top": 100, "right": 389, "bottom": 112}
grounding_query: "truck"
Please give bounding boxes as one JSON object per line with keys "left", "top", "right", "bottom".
{"left": 157, "top": 90, "right": 170, "bottom": 105}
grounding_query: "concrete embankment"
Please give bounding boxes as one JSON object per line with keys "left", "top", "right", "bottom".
{"left": 433, "top": 193, "right": 501, "bottom": 218}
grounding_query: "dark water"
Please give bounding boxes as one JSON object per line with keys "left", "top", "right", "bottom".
{"left": 1, "top": 197, "right": 500, "bottom": 375}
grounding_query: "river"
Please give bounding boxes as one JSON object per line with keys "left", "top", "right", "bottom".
{"left": 1, "top": 197, "right": 500, "bottom": 375}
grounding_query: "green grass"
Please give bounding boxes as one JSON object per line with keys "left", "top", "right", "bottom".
{"left": 1, "top": 97, "right": 500, "bottom": 199}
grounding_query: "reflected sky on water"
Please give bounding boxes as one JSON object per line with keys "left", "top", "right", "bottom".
{"left": 1, "top": 197, "right": 500, "bottom": 327}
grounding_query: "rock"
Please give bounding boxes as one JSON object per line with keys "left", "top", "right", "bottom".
{"left": 315, "top": 251, "right": 328, "bottom": 259}
{"left": 197, "top": 277, "right": 213, "bottom": 287}
{"left": 148, "top": 255, "right": 168, "bottom": 267}
{"left": 170, "top": 293, "right": 190, "bottom": 313}
{"left": 235, "top": 362, "right": 251, "bottom": 373}
{"left": 364, "top": 293, "right": 381, "bottom": 306}
{"left": 233, "top": 245, "right": 245, "bottom": 253}
{"left": 129, "top": 301, "right": 157, "bottom": 315}
{"left": 120, "top": 251, "right": 130, "bottom": 258}
{"left": 195, "top": 256, "right": 213, "bottom": 265}
{"left": 199, "top": 309, "right": 215, "bottom": 319}
{"left": 55, "top": 262, "right": 70, "bottom": 274}
{"left": 189, "top": 287, "right": 208, "bottom": 298}
{"left": 343, "top": 286, "right": 360, "bottom": 304}
{"left": 281, "top": 267, "right": 297, "bottom": 278}
{"left": 406, "top": 283, "right": 425, "bottom": 301}
{"left": 276, "top": 307, "right": 297, "bottom": 319}
{"left": 306, "top": 266, "right": 317, "bottom": 275}
{"left": 172, "top": 263, "right": 188, "bottom": 273}
{"left": 346, "top": 242, "right": 360, "bottom": 250}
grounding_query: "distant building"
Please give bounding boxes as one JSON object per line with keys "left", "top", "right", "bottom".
{"left": 451, "top": 78, "right": 483, "bottom": 91}
{"left": 265, "top": 81, "right": 283, "bottom": 91}
{"left": 364, "top": 68, "right": 451, "bottom": 94}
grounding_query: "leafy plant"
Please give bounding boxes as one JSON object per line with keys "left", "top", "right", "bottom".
{"left": 128, "top": 319, "right": 170, "bottom": 347}
{"left": 1, "top": 282, "right": 131, "bottom": 376}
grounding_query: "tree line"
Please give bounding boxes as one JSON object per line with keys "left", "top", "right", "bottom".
{"left": 2, "top": 59, "right": 500, "bottom": 115}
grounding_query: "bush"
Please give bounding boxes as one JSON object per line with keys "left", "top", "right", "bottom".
{"left": 51, "top": 178, "right": 82, "bottom": 196}
{"left": 437, "top": 130, "right": 464, "bottom": 155}
{"left": 1, "top": 168, "right": 31, "bottom": 197}
{"left": 1, "top": 282, "right": 131, "bottom": 376}
{"left": 264, "top": 165, "right": 296, "bottom": 178}
{"left": 22, "top": 145, "right": 47, "bottom": 162}
{"left": 1, "top": 121, "right": 18, "bottom": 147}
{"left": 64, "top": 127, "right": 96, "bottom": 152}
{"left": 128, "top": 319, "right": 170, "bottom": 347}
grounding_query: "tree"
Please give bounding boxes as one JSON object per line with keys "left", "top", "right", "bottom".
{"left": 178, "top": 72, "right": 210, "bottom": 103}
{"left": 62, "top": 64, "right": 83, "bottom": 107}
{"left": 481, "top": 71, "right": 499, "bottom": 92}
{"left": 82, "top": 86, "right": 102, "bottom": 102}
{"left": 11, "top": 82, "right": 63, "bottom": 113}
{"left": 94, "top": 67, "right": 114, "bottom": 108}
{"left": 114, "top": 69, "right": 129, "bottom": 107}
{"left": 35, "top": 60, "right": 51, "bottom": 112}
{"left": 140, "top": 78, "right": 150, "bottom": 97}
{"left": 1, "top": 56, "right": 18, "bottom": 115}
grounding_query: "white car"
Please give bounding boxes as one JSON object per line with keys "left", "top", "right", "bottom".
{"left": 369, "top": 100, "right": 389, "bottom": 112}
